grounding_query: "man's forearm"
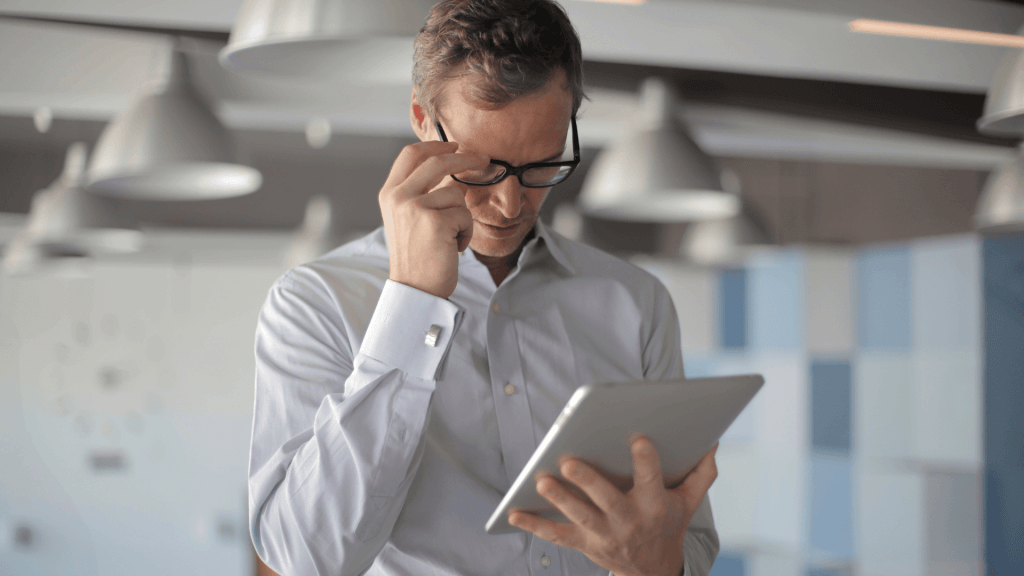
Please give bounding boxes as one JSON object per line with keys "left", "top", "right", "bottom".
{"left": 252, "top": 357, "right": 435, "bottom": 575}
{"left": 250, "top": 278, "right": 462, "bottom": 575}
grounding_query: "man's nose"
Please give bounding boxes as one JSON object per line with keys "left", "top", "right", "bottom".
{"left": 489, "top": 177, "right": 524, "bottom": 220}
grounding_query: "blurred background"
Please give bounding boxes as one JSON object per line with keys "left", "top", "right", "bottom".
{"left": 1, "top": 0, "right": 1022, "bottom": 575}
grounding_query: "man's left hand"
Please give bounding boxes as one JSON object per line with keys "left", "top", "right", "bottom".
{"left": 508, "top": 439, "right": 719, "bottom": 576}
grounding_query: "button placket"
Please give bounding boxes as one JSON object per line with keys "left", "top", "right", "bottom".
{"left": 528, "top": 537, "right": 562, "bottom": 574}
{"left": 486, "top": 291, "right": 535, "bottom": 490}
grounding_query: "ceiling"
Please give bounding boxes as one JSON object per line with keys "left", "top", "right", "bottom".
{"left": 0, "top": 0, "right": 1019, "bottom": 245}
{"left": 2, "top": 0, "right": 1023, "bottom": 125}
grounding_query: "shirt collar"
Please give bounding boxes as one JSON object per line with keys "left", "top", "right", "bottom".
{"left": 457, "top": 219, "right": 577, "bottom": 276}
{"left": 530, "top": 219, "right": 577, "bottom": 275}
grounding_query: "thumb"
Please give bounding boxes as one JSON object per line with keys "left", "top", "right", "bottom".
{"left": 456, "top": 226, "right": 473, "bottom": 253}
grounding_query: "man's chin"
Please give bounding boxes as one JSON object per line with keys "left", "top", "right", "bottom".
{"left": 468, "top": 236, "right": 521, "bottom": 259}
{"left": 468, "top": 224, "right": 532, "bottom": 258}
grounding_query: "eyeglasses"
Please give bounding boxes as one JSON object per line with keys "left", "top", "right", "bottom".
{"left": 434, "top": 115, "right": 580, "bottom": 188}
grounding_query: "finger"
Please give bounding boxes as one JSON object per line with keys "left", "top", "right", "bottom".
{"left": 535, "top": 476, "right": 605, "bottom": 535}
{"left": 672, "top": 443, "right": 719, "bottom": 507}
{"left": 456, "top": 225, "right": 473, "bottom": 253}
{"left": 384, "top": 141, "right": 459, "bottom": 188}
{"left": 396, "top": 152, "right": 490, "bottom": 200}
{"left": 417, "top": 186, "right": 474, "bottom": 252}
{"left": 417, "top": 185, "right": 467, "bottom": 210}
{"left": 630, "top": 436, "right": 665, "bottom": 492}
{"left": 559, "top": 459, "right": 631, "bottom": 522}
{"left": 508, "top": 509, "right": 580, "bottom": 548}
{"left": 433, "top": 205, "right": 474, "bottom": 245}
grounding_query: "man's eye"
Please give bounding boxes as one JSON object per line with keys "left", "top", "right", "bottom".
{"left": 457, "top": 164, "right": 505, "bottom": 182}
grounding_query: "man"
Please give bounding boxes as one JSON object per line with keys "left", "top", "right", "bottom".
{"left": 249, "top": 1, "right": 720, "bottom": 575}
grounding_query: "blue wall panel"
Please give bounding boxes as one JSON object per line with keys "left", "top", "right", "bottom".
{"left": 747, "top": 251, "right": 804, "bottom": 351}
{"left": 806, "top": 569, "right": 846, "bottom": 576}
{"left": 983, "top": 234, "right": 1024, "bottom": 576}
{"left": 684, "top": 356, "right": 718, "bottom": 379}
{"left": 857, "top": 247, "right": 912, "bottom": 351}
{"left": 710, "top": 551, "right": 746, "bottom": 576}
{"left": 719, "top": 268, "right": 748, "bottom": 350}
{"left": 912, "top": 237, "right": 981, "bottom": 351}
{"left": 811, "top": 360, "right": 852, "bottom": 454}
{"left": 809, "top": 455, "right": 854, "bottom": 559}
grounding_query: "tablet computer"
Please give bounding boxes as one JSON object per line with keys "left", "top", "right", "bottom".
{"left": 484, "top": 374, "right": 764, "bottom": 535}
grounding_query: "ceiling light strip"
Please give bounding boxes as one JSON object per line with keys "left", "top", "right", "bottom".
{"left": 849, "top": 19, "right": 1024, "bottom": 48}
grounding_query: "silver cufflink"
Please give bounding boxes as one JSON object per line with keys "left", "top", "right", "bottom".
{"left": 424, "top": 325, "right": 442, "bottom": 347}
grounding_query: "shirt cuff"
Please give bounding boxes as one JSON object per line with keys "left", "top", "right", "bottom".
{"left": 360, "top": 280, "right": 463, "bottom": 381}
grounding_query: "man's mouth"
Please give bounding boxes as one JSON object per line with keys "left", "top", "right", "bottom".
{"left": 477, "top": 220, "right": 523, "bottom": 238}
{"left": 480, "top": 221, "right": 518, "bottom": 230}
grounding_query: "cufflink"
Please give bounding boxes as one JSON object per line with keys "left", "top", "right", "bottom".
{"left": 424, "top": 324, "right": 442, "bottom": 347}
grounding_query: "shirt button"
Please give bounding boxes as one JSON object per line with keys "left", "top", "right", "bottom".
{"left": 504, "top": 384, "right": 515, "bottom": 395}
{"left": 540, "top": 554, "right": 551, "bottom": 567}
{"left": 492, "top": 302, "right": 501, "bottom": 314}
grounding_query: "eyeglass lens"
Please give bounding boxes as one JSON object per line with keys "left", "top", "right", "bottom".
{"left": 436, "top": 120, "right": 576, "bottom": 187}
{"left": 452, "top": 164, "right": 573, "bottom": 187}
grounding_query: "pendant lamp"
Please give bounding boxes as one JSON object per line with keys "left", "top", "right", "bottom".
{"left": 2, "top": 144, "right": 108, "bottom": 277}
{"left": 975, "top": 149, "right": 1024, "bottom": 235}
{"left": 2, "top": 230, "right": 90, "bottom": 277}
{"left": 678, "top": 201, "right": 774, "bottom": 266}
{"left": 219, "top": 0, "right": 436, "bottom": 83}
{"left": 30, "top": 143, "right": 144, "bottom": 255}
{"left": 578, "top": 77, "right": 740, "bottom": 222}
{"left": 87, "top": 47, "right": 262, "bottom": 200}
{"left": 978, "top": 28, "right": 1024, "bottom": 136}
{"left": 284, "top": 195, "right": 347, "bottom": 268}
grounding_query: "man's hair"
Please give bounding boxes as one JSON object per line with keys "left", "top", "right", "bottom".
{"left": 412, "top": 0, "right": 585, "bottom": 121}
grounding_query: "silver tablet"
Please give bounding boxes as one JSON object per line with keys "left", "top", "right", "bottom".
{"left": 485, "top": 374, "right": 764, "bottom": 535}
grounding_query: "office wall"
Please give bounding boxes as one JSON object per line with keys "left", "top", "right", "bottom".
{"left": 0, "top": 230, "right": 992, "bottom": 576}
{"left": 639, "top": 233, "right": 986, "bottom": 576}
{"left": 0, "top": 247, "right": 284, "bottom": 576}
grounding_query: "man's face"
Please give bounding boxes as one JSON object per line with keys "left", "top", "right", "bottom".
{"left": 426, "top": 73, "right": 573, "bottom": 259}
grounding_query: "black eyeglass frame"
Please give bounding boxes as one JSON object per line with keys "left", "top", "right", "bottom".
{"left": 434, "top": 115, "right": 581, "bottom": 188}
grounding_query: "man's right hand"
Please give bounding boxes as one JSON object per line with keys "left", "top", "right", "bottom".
{"left": 378, "top": 141, "right": 490, "bottom": 299}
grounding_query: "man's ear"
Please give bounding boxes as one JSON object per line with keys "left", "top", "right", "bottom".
{"left": 410, "top": 87, "right": 433, "bottom": 142}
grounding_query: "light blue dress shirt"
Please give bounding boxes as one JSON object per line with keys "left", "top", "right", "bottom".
{"left": 250, "top": 221, "right": 719, "bottom": 576}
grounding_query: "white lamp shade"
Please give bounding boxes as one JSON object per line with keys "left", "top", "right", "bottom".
{"left": 2, "top": 229, "right": 90, "bottom": 277}
{"left": 975, "top": 153, "right": 1024, "bottom": 234}
{"left": 29, "top": 188, "right": 144, "bottom": 254}
{"left": 578, "top": 78, "right": 739, "bottom": 222}
{"left": 30, "top": 143, "right": 144, "bottom": 254}
{"left": 219, "top": 0, "right": 435, "bottom": 82}
{"left": 978, "top": 42, "right": 1024, "bottom": 136}
{"left": 88, "top": 50, "right": 262, "bottom": 200}
{"left": 679, "top": 204, "right": 773, "bottom": 266}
